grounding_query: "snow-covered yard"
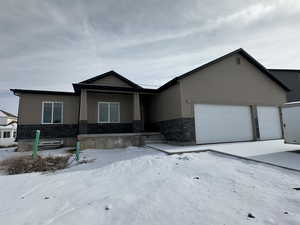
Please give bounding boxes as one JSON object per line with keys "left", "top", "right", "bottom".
{"left": 0, "top": 147, "right": 161, "bottom": 173}
{"left": 0, "top": 146, "right": 300, "bottom": 225}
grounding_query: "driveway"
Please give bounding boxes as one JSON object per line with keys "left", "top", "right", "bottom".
{"left": 146, "top": 140, "right": 300, "bottom": 157}
{"left": 251, "top": 151, "right": 300, "bottom": 170}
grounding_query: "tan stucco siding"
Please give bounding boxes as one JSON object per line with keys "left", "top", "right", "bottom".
{"left": 87, "top": 92, "right": 133, "bottom": 123}
{"left": 180, "top": 53, "right": 287, "bottom": 118}
{"left": 18, "top": 94, "right": 79, "bottom": 125}
{"left": 149, "top": 83, "right": 182, "bottom": 122}
{"left": 89, "top": 75, "right": 132, "bottom": 87}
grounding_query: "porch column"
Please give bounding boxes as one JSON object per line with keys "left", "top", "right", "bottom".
{"left": 79, "top": 89, "right": 88, "bottom": 134}
{"left": 133, "top": 92, "right": 144, "bottom": 132}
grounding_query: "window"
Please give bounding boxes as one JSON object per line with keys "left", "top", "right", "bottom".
{"left": 98, "top": 102, "right": 120, "bottom": 123}
{"left": 42, "top": 102, "right": 63, "bottom": 124}
{"left": 3, "top": 131, "right": 10, "bottom": 138}
{"left": 13, "top": 131, "right": 16, "bottom": 138}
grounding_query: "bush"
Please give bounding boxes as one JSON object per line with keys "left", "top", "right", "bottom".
{"left": 0, "top": 155, "right": 71, "bottom": 175}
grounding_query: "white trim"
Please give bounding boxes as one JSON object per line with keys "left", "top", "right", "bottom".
{"left": 41, "top": 101, "right": 64, "bottom": 124}
{"left": 97, "top": 102, "right": 120, "bottom": 123}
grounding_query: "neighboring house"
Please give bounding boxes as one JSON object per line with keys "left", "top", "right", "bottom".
{"left": 11, "top": 48, "right": 290, "bottom": 150}
{"left": 268, "top": 69, "right": 300, "bottom": 102}
{"left": 0, "top": 110, "right": 17, "bottom": 147}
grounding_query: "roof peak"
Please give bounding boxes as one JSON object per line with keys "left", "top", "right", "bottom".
{"left": 159, "top": 48, "right": 289, "bottom": 91}
{"left": 79, "top": 70, "right": 142, "bottom": 89}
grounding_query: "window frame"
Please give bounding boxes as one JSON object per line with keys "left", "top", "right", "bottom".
{"left": 41, "top": 101, "right": 64, "bottom": 124}
{"left": 97, "top": 102, "right": 120, "bottom": 123}
{"left": 3, "top": 131, "right": 11, "bottom": 138}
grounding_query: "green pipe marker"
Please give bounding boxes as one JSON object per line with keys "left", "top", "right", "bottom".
{"left": 75, "top": 141, "right": 80, "bottom": 161}
{"left": 32, "top": 130, "right": 40, "bottom": 159}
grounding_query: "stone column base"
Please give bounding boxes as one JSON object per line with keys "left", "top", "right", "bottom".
{"left": 132, "top": 120, "right": 144, "bottom": 132}
{"left": 78, "top": 120, "right": 88, "bottom": 134}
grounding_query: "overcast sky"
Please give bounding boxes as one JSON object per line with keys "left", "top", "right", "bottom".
{"left": 1, "top": 0, "right": 300, "bottom": 114}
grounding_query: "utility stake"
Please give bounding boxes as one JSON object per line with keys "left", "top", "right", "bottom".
{"left": 75, "top": 141, "right": 80, "bottom": 161}
{"left": 32, "top": 130, "right": 40, "bottom": 159}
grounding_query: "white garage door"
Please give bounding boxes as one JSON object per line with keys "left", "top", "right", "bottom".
{"left": 257, "top": 106, "right": 282, "bottom": 140}
{"left": 194, "top": 104, "right": 254, "bottom": 144}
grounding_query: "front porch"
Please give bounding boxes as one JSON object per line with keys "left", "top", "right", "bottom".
{"left": 74, "top": 82, "right": 162, "bottom": 149}
{"left": 76, "top": 86, "right": 157, "bottom": 134}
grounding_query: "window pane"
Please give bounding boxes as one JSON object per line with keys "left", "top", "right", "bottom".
{"left": 53, "top": 103, "right": 63, "bottom": 123}
{"left": 99, "top": 103, "right": 109, "bottom": 122}
{"left": 110, "top": 103, "right": 119, "bottom": 123}
{"left": 43, "top": 103, "right": 52, "bottom": 123}
{"left": 4, "top": 131, "right": 10, "bottom": 138}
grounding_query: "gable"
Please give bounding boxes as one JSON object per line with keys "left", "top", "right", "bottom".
{"left": 80, "top": 71, "right": 141, "bottom": 89}
{"left": 179, "top": 53, "right": 287, "bottom": 117}
{"left": 159, "top": 48, "right": 289, "bottom": 92}
{"left": 88, "top": 74, "right": 132, "bottom": 87}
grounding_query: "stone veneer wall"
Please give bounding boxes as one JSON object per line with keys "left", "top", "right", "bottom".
{"left": 17, "top": 123, "right": 135, "bottom": 140}
{"left": 17, "top": 124, "right": 78, "bottom": 140}
{"left": 156, "top": 118, "right": 196, "bottom": 143}
{"left": 87, "top": 123, "right": 133, "bottom": 134}
{"left": 132, "top": 120, "right": 144, "bottom": 132}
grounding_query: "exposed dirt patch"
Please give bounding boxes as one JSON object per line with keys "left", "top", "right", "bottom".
{"left": 0, "top": 154, "right": 71, "bottom": 175}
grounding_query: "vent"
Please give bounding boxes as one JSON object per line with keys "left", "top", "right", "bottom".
{"left": 236, "top": 57, "right": 241, "bottom": 65}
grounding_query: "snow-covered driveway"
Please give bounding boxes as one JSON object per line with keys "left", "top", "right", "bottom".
{"left": 1, "top": 151, "right": 300, "bottom": 225}
{"left": 252, "top": 151, "right": 300, "bottom": 170}
{"left": 147, "top": 140, "right": 300, "bottom": 157}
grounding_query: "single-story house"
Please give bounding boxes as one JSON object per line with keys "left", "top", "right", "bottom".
{"left": 11, "top": 48, "right": 290, "bottom": 151}
{"left": 0, "top": 110, "right": 17, "bottom": 147}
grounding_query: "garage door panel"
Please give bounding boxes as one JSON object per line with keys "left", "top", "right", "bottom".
{"left": 257, "top": 106, "right": 282, "bottom": 140}
{"left": 194, "top": 104, "right": 254, "bottom": 144}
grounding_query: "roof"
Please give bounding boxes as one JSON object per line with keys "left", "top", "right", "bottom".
{"left": 10, "top": 49, "right": 291, "bottom": 96}
{"left": 0, "top": 110, "right": 17, "bottom": 118}
{"left": 72, "top": 83, "right": 156, "bottom": 94}
{"left": 79, "top": 70, "right": 142, "bottom": 89}
{"left": 10, "top": 89, "right": 78, "bottom": 96}
{"left": 268, "top": 69, "right": 300, "bottom": 91}
{"left": 159, "top": 48, "right": 290, "bottom": 91}
{"left": 269, "top": 69, "right": 300, "bottom": 72}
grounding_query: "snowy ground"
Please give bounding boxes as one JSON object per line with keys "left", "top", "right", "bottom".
{"left": 0, "top": 147, "right": 300, "bottom": 225}
{"left": 147, "top": 140, "right": 300, "bottom": 157}
{"left": 0, "top": 147, "right": 161, "bottom": 173}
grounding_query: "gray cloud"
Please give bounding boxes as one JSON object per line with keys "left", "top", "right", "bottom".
{"left": 1, "top": 0, "right": 300, "bottom": 114}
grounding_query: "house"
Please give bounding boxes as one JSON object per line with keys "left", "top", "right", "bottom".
{"left": 268, "top": 69, "right": 300, "bottom": 102}
{"left": 0, "top": 110, "right": 17, "bottom": 147}
{"left": 11, "top": 48, "right": 289, "bottom": 151}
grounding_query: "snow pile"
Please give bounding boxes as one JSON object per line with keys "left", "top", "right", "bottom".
{"left": 0, "top": 151, "right": 300, "bottom": 225}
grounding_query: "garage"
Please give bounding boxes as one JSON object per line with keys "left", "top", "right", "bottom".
{"left": 257, "top": 106, "right": 282, "bottom": 140}
{"left": 194, "top": 104, "right": 254, "bottom": 144}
